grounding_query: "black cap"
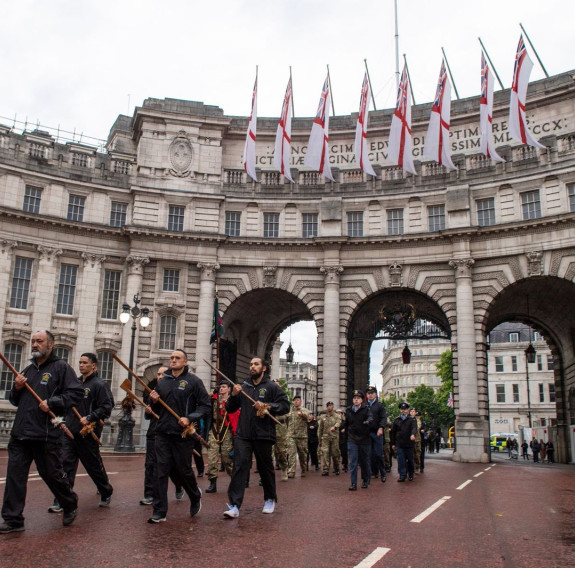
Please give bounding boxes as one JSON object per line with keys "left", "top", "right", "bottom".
{"left": 399, "top": 402, "right": 410, "bottom": 409}
{"left": 366, "top": 385, "right": 377, "bottom": 394}
{"left": 352, "top": 389, "right": 364, "bottom": 399}
{"left": 293, "top": 395, "right": 301, "bottom": 400}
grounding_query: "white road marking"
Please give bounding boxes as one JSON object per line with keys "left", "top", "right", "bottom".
{"left": 474, "top": 471, "right": 484, "bottom": 478}
{"left": 456, "top": 479, "right": 472, "bottom": 490}
{"left": 354, "top": 547, "right": 391, "bottom": 568}
{"left": 410, "top": 496, "right": 451, "bottom": 523}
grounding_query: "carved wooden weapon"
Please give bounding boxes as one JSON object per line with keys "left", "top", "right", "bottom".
{"left": 119, "top": 378, "right": 159, "bottom": 419}
{"left": 0, "top": 351, "right": 74, "bottom": 440}
{"left": 70, "top": 406, "right": 102, "bottom": 445}
{"left": 203, "top": 359, "right": 281, "bottom": 426}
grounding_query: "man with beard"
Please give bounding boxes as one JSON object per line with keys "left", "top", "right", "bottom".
{"left": 223, "top": 357, "right": 289, "bottom": 518}
{"left": 1, "top": 330, "right": 84, "bottom": 533}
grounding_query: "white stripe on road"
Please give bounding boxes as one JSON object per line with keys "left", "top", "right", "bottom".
{"left": 474, "top": 471, "right": 484, "bottom": 478}
{"left": 456, "top": 479, "right": 472, "bottom": 490}
{"left": 0, "top": 472, "right": 118, "bottom": 485}
{"left": 354, "top": 547, "right": 391, "bottom": 568}
{"left": 410, "top": 496, "right": 451, "bottom": 523}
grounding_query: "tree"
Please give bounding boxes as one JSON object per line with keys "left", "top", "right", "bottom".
{"left": 382, "top": 393, "right": 401, "bottom": 422}
{"left": 434, "top": 350, "right": 455, "bottom": 428}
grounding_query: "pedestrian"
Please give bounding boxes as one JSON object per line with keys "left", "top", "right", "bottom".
{"left": 383, "top": 422, "right": 393, "bottom": 473}
{"left": 410, "top": 408, "right": 423, "bottom": 474}
{"left": 205, "top": 382, "right": 239, "bottom": 494}
{"left": 521, "top": 441, "right": 529, "bottom": 460}
{"left": 338, "top": 409, "right": 348, "bottom": 472}
{"left": 307, "top": 414, "right": 320, "bottom": 471}
{"left": 147, "top": 349, "right": 211, "bottom": 524}
{"left": 1, "top": 330, "right": 84, "bottom": 533}
{"left": 286, "top": 395, "right": 310, "bottom": 478}
{"left": 223, "top": 358, "right": 290, "bottom": 518}
{"left": 531, "top": 439, "right": 541, "bottom": 463}
{"left": 49, "top": 353, "right": 114, "bottom": 513}
{"left": 539, "top": 439, "right": 547, "bottom": 463}
{"left": 345, "top": 390, "right": 372, "bottom": 490}
{"left": 390, "top": 401, "right": 417, "bottom": 482}
{"left": 546, "top": 440, "right": 555, "bottom": 463}
{"left": 318, "top": 401, "right": 341, "bottom": 476}
{"left": 506, "top": 437, "right": 514, "bottom": 458}
{"left": 365, "top": 385, "right": 387, "bottom": 483}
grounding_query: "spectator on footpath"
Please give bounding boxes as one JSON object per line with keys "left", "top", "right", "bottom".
{"left": 521, "top": 441, "right": 529, "bottom": 460}
{"left": 531, "top": 439, "right": 541, "bottom": 463}
{"left": 546, "top": 440, "right": 555, "bottom": 463}
{"left": 539, "top": 439, "right": 547, "bottom": 463}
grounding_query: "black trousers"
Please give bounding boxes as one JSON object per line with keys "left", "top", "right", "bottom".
{"left": 2, "top": 438, "right": 78, "bottom": 526}
{"left": 153, "top": 434, "right": 200, "bottom": 518}
{"left": 144, "top": 435, "right": 182, "bottom": 499}
{"left": 61, "top": 435, "right": 113, "bottom": 499}
{"left": 228, "top": 438, "right": 276, "bottom": 509}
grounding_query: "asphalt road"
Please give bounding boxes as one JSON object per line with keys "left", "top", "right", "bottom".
{"left": 0, "top": 449, "right": 573, "bottom": 568}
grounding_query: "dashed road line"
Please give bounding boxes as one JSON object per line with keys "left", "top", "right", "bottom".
{"left": 354, "top": 547, "right": 391, "bottom": 568}
{"left": 456, "top": 479, "right": 472, "bottom": 490}
{"left": 473, "top": 471, "right": 484, "bottom": 478}
{"left": 410, "top": 496, "right": 451, "bottom": 523}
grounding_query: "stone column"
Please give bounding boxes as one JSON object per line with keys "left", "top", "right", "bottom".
{"left": 196, "top": 262, "right": 219, "bottom": 388}
{"left": 320, "top": 264, "right": 343, "bottom": 408}
{"left": 0, "top": 240, "right": 18, "bottom": 331}
{"left": 32, "top": 245, "right": 63, "bottom": 332}
{"left": 271, "top": 338, "right": 283, "bottom": 382}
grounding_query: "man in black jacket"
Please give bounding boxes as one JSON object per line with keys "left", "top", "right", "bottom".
{"left": 223, "top": 357, "right": 289, "bottom": 518}
{"left": 390, "top": 401, "right": 417, "bottom": 482}
{"left": 365, "top": 385, "right": 387, "bottom": 483}
{"left": 0, "top": 330, "right": 84, "bottom": 533}
{"left": 345, "top": 390, "right": 372, "bottom": 491}
{"left": 147, "top": 349, "right": 211, "bottom": 524}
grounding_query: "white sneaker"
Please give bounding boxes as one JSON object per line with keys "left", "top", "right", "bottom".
{"left": 223, "top": 504, "right": 239, "bottom": 518}
{"left": 262, "top": 499, "right": 275, "bottom": 514}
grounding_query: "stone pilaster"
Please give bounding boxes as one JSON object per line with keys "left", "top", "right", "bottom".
{"left": 196, "top": 262, "right": 219, "bottom": 388}
{"left": 271, "top": 338, "right": 283, "bottom": 382}
{"left": 0, "top": 240, "right": 18, "bottom": 334}
{"left": 31, "top": 245, "right": 63, "bottom": 333}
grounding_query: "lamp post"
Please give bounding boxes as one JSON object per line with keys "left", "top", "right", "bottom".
{"left": 115, "top": 293, "right": 150, "bottom": 452}
{"left": 525, "top": 341, "right": 536, "bottom": 429}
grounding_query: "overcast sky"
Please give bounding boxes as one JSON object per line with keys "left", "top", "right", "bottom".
{"left": 1, "top": 1, "right": 572, "bottom": 145}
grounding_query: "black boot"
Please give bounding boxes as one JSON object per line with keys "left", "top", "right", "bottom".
{"left": 206, "top": 479, "right": 217, "bottom": 493}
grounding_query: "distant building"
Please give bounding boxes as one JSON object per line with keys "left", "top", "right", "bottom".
{"left": 278, "top": 358, "right": 317, "bottom": 415}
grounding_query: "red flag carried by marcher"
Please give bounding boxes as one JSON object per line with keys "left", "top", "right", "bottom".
{"left": 423, "top": 60, "right": 456, "bottom": 170}
{"left": 274, "top": 76, "right": 294, "bottom": 182}
{"left": 354, "top": 73, "right": 377, "bottom": 177}
{"left": 243, "top": 73, "right": 258, "bottom": 181}
{"left": 304, "top": 74, "right": 334, "bottom": 181}
{"left": 509, "top": 35, "right": 545, "bottom": 150}
{"left": 388, "top": 64, "right": 417, "bottom": 175}
{"left": 480, "top": 53, "right": 504, "bottom": 162}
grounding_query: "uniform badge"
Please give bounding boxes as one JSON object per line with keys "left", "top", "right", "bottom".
{"left": 258, "top": 388, "right": 267, "bottom": 399}
{"left": 40, "top": 373, "right": 51, "bottom": 385}
{"left": 178, "top": 380, "right": 187, "bottom": 390}
{"left": 84, "top": 387, "right": 91, "bottom": 398}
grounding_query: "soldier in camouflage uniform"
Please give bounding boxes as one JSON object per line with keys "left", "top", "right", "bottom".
{"left": 274, "top": 412, "right": 289, "bottom": 481}
{"left": 286, "top": 396, "right": 310, "bottom": 478}
{"left": 410, "top": 407, "right": 422, "bottom": 474}
{"left": 384, "top": 422, "right": 392, "bottom": 472}
{"left": 318, "top": 401, "right": 341, "bottom": 475}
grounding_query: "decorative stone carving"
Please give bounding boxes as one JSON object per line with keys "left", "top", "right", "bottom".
{"left": 197, "top": 262, "right": 220, "bottom": 280}
{"left": 526, "top": 251, "right": 543, "bottom": 276}
{"left": 37, "top": 245, "right": 63, "bottom": 262}
{"left": 320, "top": 265, "right": 344, "bottom": 284}
{"left": 81, "top": 252, "right": 106, "bottom": 268}
{"left": 389, "top": 263, "right": 403, "bottom": 287}
{"left": 262, "top": 266, "right": 277, "bottom": 288}
{"left": 127, "top": 255, "right": 150, "bottom": 275}
{"left": 1, "top": 240, "right": 18, "bottom": 254}
{"left": 449, "top": 258, "right": 475, "bottom": 277}
{"left": 168, "top": 131, "right": 193, "bottom": 177}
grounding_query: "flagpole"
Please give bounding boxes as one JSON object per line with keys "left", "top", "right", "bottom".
{"left": 363, "top": 59, "right": 377, "bottom": 110}
{"left": 478, "top": 38, "right": 504, "bottom": 90}
{"left": 394, "top": 0, "right": 400, "bottom": 91}
{"left": 441, "top": 47, "right": 460, "bottom": 100}
{"left": 327, "top": 64, "right": 335, "bottom": 116}
{"left": 289, "top": 66, "right": 295, "bottom": 117}
{"left": 519, "top": 23, "right": 549, "bottom": 78}
{"left": 403, "top": 54, "right": 416, "bottom": 105}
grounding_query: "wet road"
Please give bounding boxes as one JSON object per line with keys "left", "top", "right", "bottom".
{"left": 0, "top": 450, "right": 573, "bottom": 568}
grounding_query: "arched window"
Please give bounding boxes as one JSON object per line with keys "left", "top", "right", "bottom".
{"left": 1, "top": 343, "right": 23, "bottom": 397}
{"left": 159, "top": 315, "right": 177, "bottom": 351}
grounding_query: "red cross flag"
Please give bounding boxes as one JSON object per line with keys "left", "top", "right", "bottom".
{"left": 274, "top": 76, "right": 294, "bottom": 182}
{"left": 423, "top": 60, "right": 456, "bottom": 170}
{"left": 509, "top": 35, "right": 545, "bottom": 150}
{"left": 354, "top": 73, "right": 377, "bottom": 177}
{"left": 304, "top": 74, "right": 334, "bottom": 181}
{"left": 243, "top": 73, "right": 258, "bottom": 182}
{"left": 480, "top": 52, "right": 504, "bottom": 162}
{"left": 388, "top": 64, "right": 417, "bottom": 175}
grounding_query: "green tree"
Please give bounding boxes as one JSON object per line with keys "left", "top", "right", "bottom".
{"left": 382, "top": 392, "right": 401, "bottom": 422}
{"left": 434, "top": 350, "right": 455, "bottom": 427}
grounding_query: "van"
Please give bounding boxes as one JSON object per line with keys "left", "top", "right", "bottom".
{"left": 490, "top": 434, "right": 517, "bottom": 452}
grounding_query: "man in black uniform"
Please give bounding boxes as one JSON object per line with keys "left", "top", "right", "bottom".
{"left": 391, "top": 401, "right": 417, "bottom": 482}
{"left": 147, "top": 349, "right": 210, "bottom": 524}
{"left": 345, "top": 390, "right": 372, "bottom": 491}
{"left": 365, "top": 385, "right": 387, "bottom": 483}
{"left": 0, "top": 330, "right": 84, "bottom": 533}
{"left": 49, "top": 352, "right": 114, "bottom": 513}
{"left": 223, "top": 357, "right": 290, "bottom": 518}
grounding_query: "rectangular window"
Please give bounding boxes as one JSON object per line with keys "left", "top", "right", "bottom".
{"left": 347, "top": 211, "right": 363, "bottom": 237}
{"left": 549, "top": 383, "right": 556, "bottom": 403}
{"left": 569, "top": 184, "right": 575, "bottom": 212}
{"left": 537, "top": 355, "right": 543, "bottom": 371}
{"left": 23, "top": 185, "right": 42, "bottom": 214}
{"left": 67, "top": 194, "right": 86, "bottom": 222}
{"left": 512, "top": 384, "right": 519, "bottom": 403}
{"left": 521, "top": 190, "right": 541, "bottom": 220}
{"left": 159, "top": 315, "right": 177, "bottom": 350}
{"left": 509, "top": 332, "right": 519, "bottom": 343}
{"left": 71, "top": 153, "right": 88, "bottom": 167}
{"left": 0, "top": 343, "right": 23, "bottom": 395}
{"left": 53, "top": 347, "right": 69, "bottom": 363}
{"left": 56, "top": 264, "right": 78, "bottom": 315}
{"left": 10, "top": 257, "right": 33, "bottom": 309}
{"left": 538, "top": 383, "right": 544, "bottom": 403}
{"left": 168, "top": 205, "right": 185, "bottom": 232}
{"left": 387, "top": 209, "right": 404, "bottom": 236}
{"left": 511, "top": 356, "right": 518, "bottom": 372}
{"left": 263, "top": 213, "right": 279, "bottom": 238}
{"left": 98, "top": 351, "right": 114, "bottom": 386}
{"left": 100, "top": 270, "right": 122, "bottom": 319}
{"left": 302, "top": 213, "right": 318, "bottom": 238}
{"left": 163, "top": 269, "right": 180, "bottom": 292}
{"left": 476, "top": 197, "right": 496, "bottom": 227}
{"left": 496, "top": 384, "right": 505, "bottom": 403}
{"left": 428, "top": 204, "right": 446, "bottom": 232}
{"left": 225, "top": 211, "right": 241, "bottom": 237}
{"left": 547, "top": 354, "right": 553, "bottom": 371}
{"left": 495, "top": 356, "right": 504, "bottom": 373}
{"left": 110, "top": 202, "right": 127, "bottom": 228}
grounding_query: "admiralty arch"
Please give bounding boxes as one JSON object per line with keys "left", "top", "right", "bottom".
{"left": 1, "top": 71, "right": 575, "bottom": 464}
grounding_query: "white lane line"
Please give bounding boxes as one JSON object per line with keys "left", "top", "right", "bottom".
{"left": 474, "top": 471, "right": 484, "bottom": 478}
{"left": 410, "top": 496, "right": 451, "bottom": 523}
{"left": 354, "top": 547, "right": 391, "bottom": 568}
{"left": 485, "top": 466, "right": 493, "bottom": 471}
{"left": 456, "top": 479, "right": 472, "bottom": 490}
{"left": 0, "top": 472, "right": 118, "bottom": 485}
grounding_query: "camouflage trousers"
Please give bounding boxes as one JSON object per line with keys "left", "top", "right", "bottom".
{"left": 207, "top": 430, "right": 234, "bottom": 480}
{"left": 320, "top": 436, "right": 341, "bottom": 473}
{"left": 414, "top": 441, "right": 422, "bottom": 471}
{"left": 287, "top": 437, "right": 308, "bottom": 475}
{"left": 274, "top": 436, "right": 288, "bottom": 471}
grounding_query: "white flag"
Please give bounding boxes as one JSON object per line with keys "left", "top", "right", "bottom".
{"left": 354, "top": 73, "right": 377, "bottom": 177}
{"left": 274, "top": 77, "right": 294, "bottom": 182}
{"left": 242, "top": 74, "right": 258, "bottom": 181}
{"left": 480, "top": 52, "right": 504, "bottom": 162}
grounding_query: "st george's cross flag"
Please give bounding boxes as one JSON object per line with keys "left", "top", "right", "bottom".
{"left": 479, "top": 52, "right": 504, "bottom": 162}
{"left": 304, "top": 74, "right": 334, "bottom": 181}
{"left": 242, "top": 74, "right": 258, "bottom": 181}
{"left": 354, "top": 73, "right": 377, "bottom": 177}
{"left": 509, "top": 35, "right": 545, "bottom": 150}
{"left": 388, "top": 64, "right": 417, "bottom": 175}
{"left": 423, "top": 60, "right": 456, "bottom": 170}
{"left": 274, "top": 76, "right": 294, "bottom": 182}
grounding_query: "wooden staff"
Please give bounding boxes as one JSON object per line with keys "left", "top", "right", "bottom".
{"left": 203, "top": 359, "right": 281, "bottom": 426}
{"left": 70, "top": 406, "right": 102, "bottom": 445}
{"left": 120, "top": 378, "right": 159, "bottom": 419}
{"left": 0, "top": 351, "right": 74, "bottom": 440}
{"left": 113, "top": 354, "right": 210, "bottom": 448}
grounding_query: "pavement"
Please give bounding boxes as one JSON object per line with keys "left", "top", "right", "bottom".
{"left": 0, "top": 449, "right": 573, "bottom": 568}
